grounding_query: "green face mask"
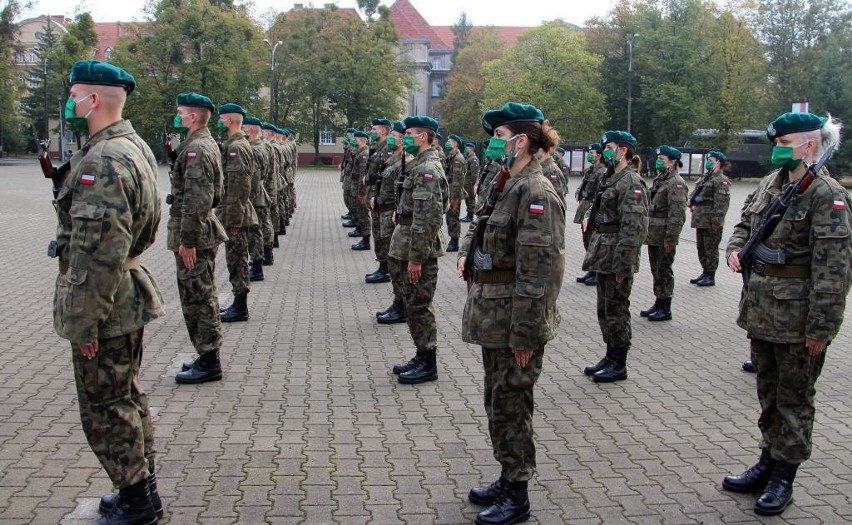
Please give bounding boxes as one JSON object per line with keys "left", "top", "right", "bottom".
{"left": 64, "top": 95, "right": 92, "bottom": 132}
{"left": 173, "top": 113, "right": 188, "bottom": 133}
{"left": 602, "top": 148, "right": 616, "bottom": 165}
{"left": 655, "top": 159, "right": 666, "bottom": 171}
{"left": 369, "top": 132, "right": 379, "bottom": 142}
{"left": 403, "top": 135, "right": 420, "bottom": 155}
{"left": 386, "top": 135, "right": 397, "bottom": 149}
{"left": 771, "top": 145, "right": 803, "bottom": 171}
{"left": 484, "top": 137, "right": 507, "bottom": 160}
{"left": 586, "top": 152, "right": 595, "bottom": 163}
{"left": 705, "top": 160, "right": 714, "bottom": 171}
{"left": 444, "top": 142, "right": 452, "bottom": 151}
{"left": 216, "top": 119, "right": 228, "bottom": 134}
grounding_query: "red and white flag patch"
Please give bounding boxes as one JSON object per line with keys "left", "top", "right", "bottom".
{"left": 423, "top": 173, "right": 433, "bottom": 181}
{"left": 634, "top": 188, "right": 643, "bottom": 196}
{"left": 833, "top": 200, "right": 845, "bottom": 210}
{"left": 187, "top": 152, "right": 197, "bottom": 159}
{"left": 80, "top": 174, "right": 96, "bottom": 185}
{"left": 529, "top": 203, "right": 544, "bottom": 215}
{"left": 229, "top": 151, "right": 238, "bottom": 158}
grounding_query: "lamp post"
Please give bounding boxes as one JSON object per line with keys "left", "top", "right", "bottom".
{"left": 627, "top": 33, "right": 638, "bottom": 134}
{"left": 264, "top": 39, "right": 283, "bottom": 122}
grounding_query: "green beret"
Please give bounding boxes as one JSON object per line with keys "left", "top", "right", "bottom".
{"left": 274, "top": 127, "right": 285, "bottom": 135}
{"left": 70, "top": 60, "right": 136, "bottom": 94}
{"left": 391, "top": 121, "right": 405, "bottom": 134}
{"left": 656, "top": 145, "right": 682, "bottom": 160}
{"left": 767, "top": 112, "right": 827, "bottom": 142}
{"left": 403, "top": 115, "right": 439, "bottom": 132}
{"left": 243, "top": 116, "right": 262, "bottom": 126}
{"left": 481, "top": 102, "right": 544, "bottom": 135}
{"left": 345, "top": 127, "right": 356, "bottom": 134}
{"left": 218, "top": 102, "right": 246, "bottom": 117}
{"left": 588, "top": 143, "right": 603, "bottom": 153}
{"left": 176, "top": 92, "right": 215, "bottom": 112}
{"left": 465, "top": 141, "right": 476, "bottom": 149}
{"left": 436, "top": 133, "right": 444, "bottom": 143}
{"left": 708, "top": 150, "right": 727, "bottom": 162}
{"left": 601, "top": 130, "right": 638, "bottom": 150}
{"left": 353, "top": 130, "right": 368, "bottom": 138}
{"left": 261, "top": 122, "right": 275, "bottom": 131}
{"left": 556, "top": 146, "right": 566, "bottom": 154}
{"left": 448, "top": 134, "right": 463, "bottom": 145}
{"left": 371, "top": 118, "right": 392, "bottom": 128}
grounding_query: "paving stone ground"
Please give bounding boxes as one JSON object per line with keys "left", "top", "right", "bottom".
{"left": 0, "top": 162, "right": 850, "bottom": 525}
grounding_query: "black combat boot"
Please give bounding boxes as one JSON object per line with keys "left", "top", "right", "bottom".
{"left": 576, "top": 272, "right": 593, "bottom": 283}
{"left": 469, "top": 475, "right": 507, "bottom": 506}
{"left": 365, "top": 260, "right": 391, "bottom": 283}
{"left": 460, "top": 211, "right": 473, "bottom": 223}
{"left": 93, "top": 478, "right": 157, "bottom": 525}
{"left": 392, "top": 353, "right": 421, "bottom": 375}
{"left": 474, "top": 479, "right": 531, "bottom": 525}
{"left": 690, "top": 272, "right": 707, "bottom": 284}
{"left": 262, "top": 246, "right": 274, "bottom": 266}
{"left": 742, "top": 360, "right": 756, "bottom": 373}
{"left": 647, "top": 298, "right": 672, "bottom": 321}
{"left": 341, "top": 212, "right": 352, "bottom": 220}
{"left": 640, "top": 299, "right": 661, "bottom": 318}
{"left": 376, "top": 298, "right": 400, "bottom": 318}
{"left": 377, "top": 300, "right": 406, "bottom": 324}
{"left": 342, "top": 219, "right": 356, "bottom": 228}
{"left": 584, "top": 272, "right": 598, "bottom": 286}
{"left": 722, "top": 449, "right": 775, "bottom": 493}
{"left": 446, "top": 237, "right": 459, "bottom": 252}
{"left": 279, "top": 219, "right": 287, "bottom": 235}
{"left": 583, "top": 345, "right": 612, "bottom": 376}
{"left": 754, "top": 461, "right": 798, "bottom": 516}
{"left": 272, "top": 233, "right": 279, "bottom": 248}
{"left": 696, "top": 272, "right": 715, "bottom": 287}
{"left": 248, "top": 260, "right": 264, "bottom": 282}
{"left": 220, "top": 292, "right": 249, "bottom": 323}
{"left": 351, "top": 236, "right": 371, "bottom": 251}
{"left": 347, "top": 228, "right": 362, "bottom": 238}
{"left": 593, "top": 346, "right": 628, "bottom": 383}
{"left": 100, "top": 470, "right": 163, "bottom": 519}
{"left": 398, "top": 348, "right": 438, "bottom": 384}
{"left": 175, "top": 350, "right": 222, "bottom": 384}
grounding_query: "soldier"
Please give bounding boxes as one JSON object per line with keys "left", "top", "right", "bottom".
{"left": 388, "top": 115, "right": 448, "bottom": 384}
{"left": 244, "top": 116, "right": 272, "bottom": 281}
{"left": 349, "top": 130, "right": 372, "bottom": 250}
{"left": 261, "top": 123, "right": 283, "bottom": 244}
{"left": 54, "top": 60, "right": 163, "bottom": 524}
{"left": 581, "top": 131, "right": 648, "bottom": 383}
{"left": 575, "top": 144, "right": 606, "bottom": 285}
{"left": 457, "top": 102, "right": 565, "bottom": 525}
{"left": 169, "top": 93, "right": 230, "bottom": 386}
{"left": 216, "top": 103, "right": 256, "bottom": 323}
{"left": 688, "top": 150, "right": 731, "bottom": 287}
{"left": 365, "top": 118, "right": 392, "bottom": 282}
{"left": 444, "top": 134, "right": 467, "bottom": 252}
{"left": 639, "top": 145, "right": 688, "bottom": 322}
{"left": 282, "top": 128, "right": 298, "bottom": 221}
{"left": 539, "top": 145, "right": 565, "bottom": 205}
{"left": 555, "top": 146, "right": 571, "bottom": 195}
{"left": 376, "top": 122, "right": 413, "bottom": 324}
{"left": 341, "top": 128, "right": 356, "bottom": 225}
{"left": 723, "top": 112, "right": 851, "bottom": 516}
{"left": 274, "top": 127, "right": 291, "bottom": 236}
{"left": 461, "top": 140, "right": 479, "bottom": 222}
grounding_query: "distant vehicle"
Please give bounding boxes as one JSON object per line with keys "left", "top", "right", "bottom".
{"left": 686, "top": 129, "right": 771, "bottom": 179}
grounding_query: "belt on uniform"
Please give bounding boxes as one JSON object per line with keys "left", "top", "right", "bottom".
{"left": 595, "top": 223, "right": 620, "bottom": 234}
{"left": 59, "top": 256, "right": 141, "bottom": 275}
{"left": 475, "top": 269, "right": 515, "bottom": 284}
{"left": 398, "top": 216, "right": 413, "bottom": 225}
{"left": 649, "top": 210, "right": 668, "bottom": 218}
{"left": 753, "top": 261, "right": 810, "bottom": 278}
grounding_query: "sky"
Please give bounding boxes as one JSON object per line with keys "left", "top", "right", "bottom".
{"left": 19, "top": 0, "right": 618, "bottom": 28}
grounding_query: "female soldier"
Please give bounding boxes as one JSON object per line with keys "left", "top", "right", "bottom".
{"left": 688, "top": 150, "right": 731, "bottom": 287}
{"left": 575, "top": 143, "right": 606, "bottom": 285}
{"left": 581, "top": 131, "right": 648, "bottom": 383}
{"left": 639, "top": 146, "right": 687, "bottom": 322}
{"left": 457, "top": 102, "right": 565, "bottom": 525}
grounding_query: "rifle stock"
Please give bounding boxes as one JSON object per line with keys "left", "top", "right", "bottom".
{"left": 38, "top": 140, "right": 71, "bottom": 199}
{"left": 463, "top": 159, "right": 511, "bottom": 287}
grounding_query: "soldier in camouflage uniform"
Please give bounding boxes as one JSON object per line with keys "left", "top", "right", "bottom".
{"left": 581, "top": 130, "right": 649, "bottom": 383}
{"left": 365, "top": 118, "right": 392, "bottom": 281}
{"left": 283, "top": 128, "right": 298, "bottom": 221}
{"left": 54, "top": 60, "right": 163, "bottom": 524}
{"left": 723, "top": 112, "right": 852, "bottom": 517}
{"left": 555, "top": 146, "right": 571, "bottom": 195}
{"left": 458, "top": 102, "right": 565, "bottom": 525}
{"left": 274, "top": 128, "right": 291, "bottom": 235}
{"left": 244, "top": 117, "right": 272, "bottom": 282}
{"left": 261, "top": 123, "right": 281, "bottom": 249}
{"left": 688, "top": 149, "right": 731, "bottom": 287}
{"left": 639, "top": 145, "right": 688, "bottom": 322}
{"left": 539, "top": 146, "right": 565, "bottom": 205}
{"left": 388, "top": 115, "right": 448, "bottom": 384}
{"left": 169, "top": 93, "right": 230, "bottom": 387}
{"left": 216, "top": 103, "right": 256, "bottom": 323}
{"left": 461, "top": 141, "right": 479, "bottom": 222}
{"left": 340, "top": 128, "right": 357, "bottom": 226}
{"left": 349, "top": 130, "right": 372, "bottom": 250}
{"left": 575, "top": 144, "right": 606, "bottom": 285}
{"left": 444, "top": 134, "right": 467, "bottom": 252}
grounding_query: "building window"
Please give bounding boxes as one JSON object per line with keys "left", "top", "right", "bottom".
{"left": 104, "top": 48, "right": 112, "bottom": 61}
{"left": 431, "top": 81, "right": 443, "bottom": 97}
{"left": 319, "top": 130, "right": 334, "bottom": 146}
{"left": 28, "top": 48, "right": 36, "bottom": 63}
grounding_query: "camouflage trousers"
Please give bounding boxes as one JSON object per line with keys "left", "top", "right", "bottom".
{"left": 175, "top": 249, "right": 222, "bottom": 356}
{"left": 446, "top": 205, "right": 461, "bottom": 239}
{"left": 248, "top": 207, "right": 271, "bottom": 262}
{"left": 373, "top": 209, "right": 394, "bottom": 261}
{"left": 389, "top": 257, "right": 438, "bottom": 351}
{"left": 696, "top": 227, "right": 723, "bottom": 273}
{"left": 751, "top": 338, "right": 827, "bottom": 464}
{"left": 73, "top": 327, "right": 155, "bottom": 490}
{"left": 482, "top": 346, "right": 544, "bottom": 482}
{"left": 353, "top": 189, "right": 371, "bottom": 235}
{"left": 581, "top": 224, "right": 592, "bottom": 251}
{"left": 387, "top": 248, "right": 404, "bottom": 302}
{"left": 224, "top": 228, "right": 250, "bottom": 295}
{"left": 596, "top": 272, "right": 634, "bottom": 348}
{"left": 278, "top": 185, "right": 290, "bottom": 227}
{"left": 647, "top": 245, "right": 676, "bottom": 299}
{"left": 342, "top": 179, "right": 355, "bottom": 216}
{"left": 268, "top": 194, "right": 280, "bottom": 237}
{"left": 464, "top": 181, "right": 475, "bottom": 216}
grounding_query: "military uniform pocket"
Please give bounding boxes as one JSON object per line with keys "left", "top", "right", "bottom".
{"left": 69, "top": 202, "right": 105, "bottom": 253}
{"left": 483, "top": 210, "right": 513, "bottom": 256}
{"left": 772, "top": 281, "right": 809, "bottom": 334}
{"left": 177, "top": 255, "right": 209, "bottom": 280}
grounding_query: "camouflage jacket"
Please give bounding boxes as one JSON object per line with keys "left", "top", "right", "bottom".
{"left": 378, "top": 149, "right": 411, "bottom": 210}
{"left": 557, "top": 157, "right": 571, "bottom": 190}
{"left": 573, "top": 163, "right": 607, "bottom": 224}
{"left": 249, "top": 137, "right": 270, "bottom": 208}
{"left": 465, "top": 151, "right": 480, "bottom": 189}
{"left": 284, "top": 141, "right": 297, "bottom": 184}
{"left": 262, "top": 139, "right": 279, "bottom": 201}
{"left": 167, "top": 127, "right": 228, "bottom": 251}
{"left": 475, "top": 160, "right": 501, "bottom": 213}
{"left": 581, "top": 166, "right": 649, "bottom": 274}
{"left": 366, "top": 140, "right": 388, "bottom": 199}
{"left": 645, "top": 167, "right": 688, "bottom": 246}
{"left": 540, "top": 155, "right": 566, "bottom": 198}
{"left": 389, "top": 147, "right": 448, "bottom": 262}
{"left": 460, "top": 157, "right": 565, "bottom": 349}
{"left": 446, "top": 150, "right": 467, "bottom": 201}
{"left": 689, "top": 170, "right": 730, "bottom": 229}
{"left": 351, "top": 144, "right": 369, "bottom": 182}
{"left": 217, "top": 130, "right": 256, "bottom": 228}
{"left": 727, "top": 168, "right": 852, "bottom": 343}
{"left": 53, "top": 119, "right": 165, "bottom": 344}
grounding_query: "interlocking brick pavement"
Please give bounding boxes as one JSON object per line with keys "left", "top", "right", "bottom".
{"left": 0, "top": 162, "right": 851, "bottom": 524}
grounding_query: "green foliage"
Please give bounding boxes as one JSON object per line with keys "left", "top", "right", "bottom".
{"left": 450, "top": 11, "right": 473, "bottom": 64}
{"left": 357, "top": 0, "right": 380, "bottom": 21}
{"left": 20, "top": 18, "right": 64, "bottom": 140}
{"left": 0, "top": 0, "right": 23, "bottom": 152}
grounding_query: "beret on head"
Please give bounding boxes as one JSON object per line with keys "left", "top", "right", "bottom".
{"left": 70, "top": 60, "right": 136, "bottom": 94}
{"left": 371, "top": 118, "right": 392, "bottom": 127}
{"left": 176, "top": 92, "right": 215, "bottom": 112}
{"left": 353, "top": 130, "right": 369, "bottom": 138}
{"left": 436, "top": 133, "right": 444, "bottom": 143}
{"left": 465, "top": 141, "right": 476, "bottom": 149}
{"left": 449, "top": 134, "right": 463, "bottom": 145}
{"left": 587, "top": 143, "right": 603, "bottom": 153}
{"left": 656, "top": 145, "right": 682, "bottom": 160}
{"left": 601, "top": 130, "right": 638, "bottom": 150}
{"left": 218, "top": 102, "right": 246, "bottom": 117}
{"left": 345, "top": 127, "right": 357, "bottom": 134}
{"left": 391, "top": 121, "right": 405, "bottom": 134}
{"left": 767, "top": 112, "right": 827, "bottom": 142}
{"left": 274, "top": 127, "right": 285, "bottom": 135}
{"left": 403, "top": 115, "right": 440, "bottom": 132}
{"left": 708, "top": 150, "right": 727, "bottom": 162}
{"left": 261, "top": 122, "right": 275, "bottom": 131}
{"left": 556, "top": 146, "right": 566, "bottom": 154}
{"left": 243, "top": 116, "right": 262, "bottom": 126}
{"left": 481, "top": 102, "right": 544, "bottom": 135}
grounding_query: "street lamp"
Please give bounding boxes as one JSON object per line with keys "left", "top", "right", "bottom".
{"left": 627, "top": 33, "right": 638, "bottom": 134}
{"left": 264, "top": 39, "right": 283, "bottom": 122}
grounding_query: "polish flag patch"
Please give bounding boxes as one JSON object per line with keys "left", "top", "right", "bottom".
{"left": 833, "top": 200, "right": 845, "bottom": 210}
{"left": 423, "top": 173, "right": 433, "bottom": 181}
{"left": 187, "top": 152, "right": 197, "bottom": 159}
{"left": 634, "top": 188, "right": 642, "bottom": 196}
{"left": 229, "top": 151, "right": 238, "bottom": 158}
{"left": 529, "top": 203, "right": 545, "bottom": 215}
{"left": 80, "top": 174, "right": 96, "bottom": 185}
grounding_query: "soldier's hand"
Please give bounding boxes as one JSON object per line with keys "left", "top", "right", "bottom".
{"left": 710, "top": 223, "right": 720, "bottom": 232}
{"left": 229, "top": 227, "right": 240, "bottom": 236}
{"left": 513, "top": 348, "right": 534, "bottom": 368}
{"left": 664, "top": 242, "right": 674, "bottom": 253}
{"left": 615, "top": 273, "right": 625, "bottom": 284}
{"left": 457, "top": 256, "right": 466, "bottom": 278}
{"left": 473, "top": 184, "right": 479, "bottom": 196}
{"left": 179, "top": 245, "right": 197, "bottom": 271}
{"left": 407, "top": 261, "right": 422, "bottom": 284}
{"left": 582, "top": 218, "right": 589, "bottom": 232}
{"left": 727, "top": 251, "right": 741, "bottom": 272}
{"left": 79, "top": 340, "right": 99, "bottom": 360}
{"left": 451, "top": 199, "right": 460, "bottom": 210}
{"left": 806, "top": 338, "right": 827, "bottom": 356}
{"left": 369, "top": 197, "right": 376, "bottom": 210}
{"left": 392, "top": 212, "right": 398, "bottom": 225}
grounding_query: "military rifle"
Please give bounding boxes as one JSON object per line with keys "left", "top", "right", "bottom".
{"left": 165, "top": 135, "right": 178, "bottom": 204}
{"left": 38, "top": 139, "right": 71, "bottom": 199}
{"left": 585, "top": 168, "right": 613, "bottom": 233}
{"left": 689, "top": 168, "right": 713, "bottom": 207}
{"left": 462, "top": 156, "right": 511, "bottom": 289}
{"left": 737, "top": 144, "right": 835, "bottom": 288}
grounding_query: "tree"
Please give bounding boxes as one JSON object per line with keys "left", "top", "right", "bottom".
{"left": 0, "top": 0, "right": 26, "bottom": 154}
{"left": 20, "top": 18, "right": 64, "bottom": 142}
{"left": 450, "top": 11, "right": 473, "bottom": 64}
{"left": 357, "top": 0, "right": 380, "bottom": 21}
